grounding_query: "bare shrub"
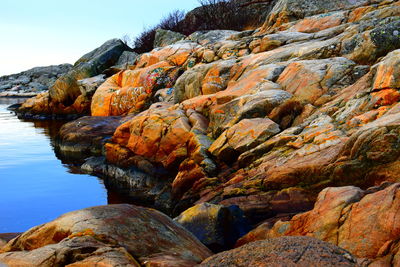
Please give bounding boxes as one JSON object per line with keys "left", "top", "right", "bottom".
{"left": 133, "top": 9, "right": 186, "bottom": 54}
{"left": 132, "top": 0, "right": 273, "bottom": 53}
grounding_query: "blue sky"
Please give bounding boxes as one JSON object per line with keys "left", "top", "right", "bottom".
{"left": 0, "top": 0, "right": 200, "bottom": 75}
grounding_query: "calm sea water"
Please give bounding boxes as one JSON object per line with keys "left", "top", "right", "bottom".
{"left": 0, "top": 98, "right": 108, "bottom": 233}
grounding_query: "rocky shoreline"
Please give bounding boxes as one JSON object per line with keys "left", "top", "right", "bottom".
{"left": 2, "top": 0, "right": 400, "bottom": 266}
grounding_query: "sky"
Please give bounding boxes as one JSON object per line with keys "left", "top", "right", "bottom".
{"left": 0, "top": 0, "right": 200, "bottom": 76}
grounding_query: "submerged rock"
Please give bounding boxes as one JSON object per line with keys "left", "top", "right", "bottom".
{"left": 56, "top": 115, "right": 132, "bottom": 159}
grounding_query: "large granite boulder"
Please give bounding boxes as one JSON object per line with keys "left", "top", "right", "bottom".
{"left": 0, "top": 204, "right": 212, "bottom": 267}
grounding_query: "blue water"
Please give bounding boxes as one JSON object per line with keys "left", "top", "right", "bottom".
{"left": 0, "top": 98, "right": 108, "bottom": 233}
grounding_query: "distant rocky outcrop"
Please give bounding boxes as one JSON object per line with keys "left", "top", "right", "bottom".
{"left": 0, "top": 64, "right": 72, "bottom": 97}
{"left": 18, "top": 39, "right": 130, "bottom": 119}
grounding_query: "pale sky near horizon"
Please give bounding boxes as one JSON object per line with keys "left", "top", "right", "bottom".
{"left": 0, "top": 0, "right": 200, "bottom": 76}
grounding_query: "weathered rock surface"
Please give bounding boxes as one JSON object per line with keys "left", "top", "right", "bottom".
{"left": 154, "top": 28, "right": 186, "bottom": 48}
{"left": 0, "top": 204, "right": 212, "bottom": 267}
{"left": 199, "top": 236, "right": 357, "bottom": 267}
{"left": 237, "top": 183, "right": 400, "bottom": 266}
{"left": 113, "top": 51, "right": 139, "bottom": 69}
{"left": 104, "top": 103, "right": 217, "bottom": 200}
{"left": 0, "top": 64, "right": 72, "bottom": 97}
{"left": 77, "top": 74, "right": 106, "bottom": 98}
{"left": 91, "top": 62, "right": 181, "bottom": 116}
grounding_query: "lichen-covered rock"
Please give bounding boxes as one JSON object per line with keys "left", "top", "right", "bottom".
{"left": 135, "top": 42, "right": 199, "bottom": 69}
{"left": 209, "top": 118, "right": 280, "bottom": 163}
{"left": 174, "top": 203, "right": 250, "bottom": 252}
{"left": 0, "top": 204, "right": 212, "bottom": 267}
{"left": 104, "top": 103, "right": 217, "bottom": 199}
{"left": 91, "top": 62, "right": 181, "bottom": 116}
{"left": 276, "top": 57, "right": 357, "bottom": 104}
{"left": 237, "top": 183, "right": 400, "bottom": 266}
{"left": 261, "top": 0, "right": 373, "bottom": 32}
{"left": 0, "top": 236, "right": 141, "bottom": 267}
{"left": 200, "top": 236, "right": 357, "bottom": 267}
{"left": 187, "top": 30, "right": 238, "bottom": 46}
{"left": 174, "top": 59, "right": 237, "bottom": 103}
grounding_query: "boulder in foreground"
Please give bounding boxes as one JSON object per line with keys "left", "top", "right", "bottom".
{"left": 0, "top": 204, "right": 212, "bottom": 267}
{"left": 199, "top": 236, "right": 357, "bottom": 267}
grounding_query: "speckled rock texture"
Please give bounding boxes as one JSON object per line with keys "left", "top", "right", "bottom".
{"left": 199, "top": 236, "right": 358, "bottom": 267}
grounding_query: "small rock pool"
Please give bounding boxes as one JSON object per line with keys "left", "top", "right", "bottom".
{"left": 0, "top": 98, "right": 114, "bottom": 233}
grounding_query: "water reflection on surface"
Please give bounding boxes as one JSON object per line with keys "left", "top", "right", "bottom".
{"left": 0, "top": 98, "right": 119, "bottom": 233}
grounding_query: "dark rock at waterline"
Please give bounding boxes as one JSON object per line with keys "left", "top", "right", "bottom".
{"left": 199, "top": 236, "right": 357, "bottom": 267}
{"left": 6, "top": 103, "right": 22, "bottom": 111}
{"left": 0, "top": 204, "right": 212, "bottom": 267}
{"left": 81, "top": 156, "right": 173, "bottom": 214}
{"left": 16, "top": 112, "right": 82, "bottom": 121}
{"left": 56, "top": 115, "right": 132, "bottom": 159}
{"left": 174, "top": 203, "right": 251, "bottom": 252}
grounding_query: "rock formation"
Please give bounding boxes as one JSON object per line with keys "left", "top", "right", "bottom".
{"left": 4, "top": 0, "right": 400, "bottom": 265}
{"left": 237, "top": 183, "right": 400, "bottom": 266}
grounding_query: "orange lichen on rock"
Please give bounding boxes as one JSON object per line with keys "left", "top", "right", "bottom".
{"left": 237, "top": 183, "right": 400, "bottom": 266}
{"left": 91, "top": 63, "right": 180, "bottom": 116}
{"left": 290, "top": 12, "right": 345, "bottom": 33}
{"left": 371, "top": 89, "right": 400, "bottom": 107}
